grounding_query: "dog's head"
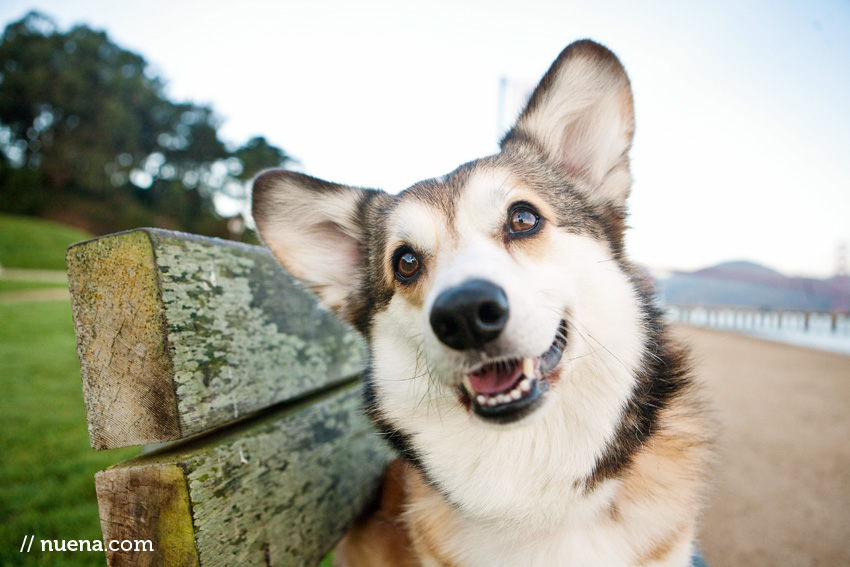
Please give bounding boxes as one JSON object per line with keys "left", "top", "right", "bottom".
{"left": 253, "top": 40, "right": 645, "bottom": 437}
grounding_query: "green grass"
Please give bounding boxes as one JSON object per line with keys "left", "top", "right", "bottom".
{"left": 0, "top": 214, "right": 91, "bottom": 271}
{"left": 0, "top": 279, "right": 338, "bottom": 565}
{"left": 0, "top": 280, "right": 68, "bottom": 293}
{"left": 0, "top": 300, "right": 137, "bottom": 566}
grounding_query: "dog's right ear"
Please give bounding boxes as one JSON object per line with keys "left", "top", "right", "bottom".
{"left": 252, "top": 170, "right": 380, "bottom": 319}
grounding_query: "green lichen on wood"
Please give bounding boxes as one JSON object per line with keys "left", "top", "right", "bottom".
{"left": 67, "top": 228, "right": 367, "bottom": 449}
{"left": 188, "top": 388, "right": 387, "bottom": 567}
{"left": 72, "top": 229, "right": 386, "bottom": 565}
{"left": 67, "top": 230, "right": 180, "bottom": 449}
{"left": 149, "top": 230, "right": 366, "bottom": 440}
{"left": 96, "top": 463, "right": 199, "bottom": 567}
{"left": 101, "top": 383, "right": 391, "bottom": 567}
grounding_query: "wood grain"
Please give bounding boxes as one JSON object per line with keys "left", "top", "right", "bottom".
{"left": 67, "top": 228, "right": 366, "bottom": 449}
{"left": 95, "top": 383, "right": 391, "bottom": 567}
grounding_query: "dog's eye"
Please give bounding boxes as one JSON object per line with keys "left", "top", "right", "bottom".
{"left": 508, "top": 206, "right": 540, "bottom": 234}
{"left": 397, "top": 252, "right": 419, "bottom": 277}
{"left": 393, "top": 248, "right": 421, "bottom": 281}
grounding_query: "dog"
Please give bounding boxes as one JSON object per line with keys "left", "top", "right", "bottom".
{"left": 252, "top": 39, "right": 713, "bottom": 567}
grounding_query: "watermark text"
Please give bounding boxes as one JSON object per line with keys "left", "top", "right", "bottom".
{"left": 20, "top": 534, "right": 154, "bottom": 553}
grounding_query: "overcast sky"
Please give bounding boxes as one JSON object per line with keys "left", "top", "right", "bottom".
{"left": 2, "top": 0, "right": 848, "bottom": 278}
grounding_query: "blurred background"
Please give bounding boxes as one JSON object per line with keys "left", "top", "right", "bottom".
{"left": 0, "top": 1, "right": 848, "bottom": 566}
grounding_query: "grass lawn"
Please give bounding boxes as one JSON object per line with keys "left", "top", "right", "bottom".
{"left": 0, "top": 280, "right": 68, "bottom": 293}
{"left": 0, "top": 300, "right": 137, "bottom": 566}
{"left": 0, "top": 214, "right": 91, "bottom": 271}
{"left": 0, "top": 215, "right": 338, "bottom": 565}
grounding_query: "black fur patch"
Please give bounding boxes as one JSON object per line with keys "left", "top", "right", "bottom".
{"left": 347, "top": 189, "right": 395, "bottom": 336}
{"left": 582, "top": 268, "right": 695, "bottom": 490}
{"left": 361, "top": 366, "right": 424, "bottom": 468}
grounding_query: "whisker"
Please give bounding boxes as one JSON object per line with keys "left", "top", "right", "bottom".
{"left": 569, "top": 317, "right": 633, "bottom": 374}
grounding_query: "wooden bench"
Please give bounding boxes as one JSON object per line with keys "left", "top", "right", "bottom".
{"left": 66, "top": 228, "right": 391, "bottom": 567}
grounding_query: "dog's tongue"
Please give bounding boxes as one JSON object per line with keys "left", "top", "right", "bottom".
{"left": 468, "top": 360, "right": 524, "bottom": 395}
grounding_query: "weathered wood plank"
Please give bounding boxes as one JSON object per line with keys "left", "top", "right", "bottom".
{"left": 67, "top": 228, "right": 366, "bottom": 449}
{"left": 95, "top": 463, "right": 199, "bottom": 567}
{"left": 96, "top": 383, "right": 391, "bottom": 567}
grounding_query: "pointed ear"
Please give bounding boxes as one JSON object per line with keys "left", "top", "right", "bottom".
{"left": 251, "top": 169, "right": 381, "bottom": 319}
{"left": 502, "top": 40, "right": 635, "bottom": 207}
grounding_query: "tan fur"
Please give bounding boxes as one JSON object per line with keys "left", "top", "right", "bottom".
{"left": 334, "top": 460, "right": 418, "bottom": 567}
{"left": 335, "top": 460, "right": 466, "bottom": 567}
{"left": 613, "top": 387, "right": 714, "bottom": 566}
{"left": 405, "top": 467, "right": 467, "bottom": 567}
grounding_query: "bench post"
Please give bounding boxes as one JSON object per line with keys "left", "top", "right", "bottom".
{"left": 66, "top": 228, "right": 391, "bottom": 566}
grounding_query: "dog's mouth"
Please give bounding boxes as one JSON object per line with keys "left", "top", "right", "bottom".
{"left": 459, "top": 320, "right": 567, "bottom": 424}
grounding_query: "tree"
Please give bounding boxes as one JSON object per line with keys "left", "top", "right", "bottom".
{"left": 232, "top": 136, "right": 293, "bottom": 181}
{"left": 0, "top": 12, "right": 290, "bottom": 237}
{"left": 215, "top": 136, "right": 294, "bottom": 226}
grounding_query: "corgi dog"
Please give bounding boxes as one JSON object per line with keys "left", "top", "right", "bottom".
{"left": 252, "top": 39, "right": 713, "bottom": 567}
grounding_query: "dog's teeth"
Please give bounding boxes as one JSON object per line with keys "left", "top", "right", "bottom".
{"left": 522, "top": 357, "right": 535, "bottom": 378}
{"left": 470, "top": 367, "right": 537, "bottom": 409}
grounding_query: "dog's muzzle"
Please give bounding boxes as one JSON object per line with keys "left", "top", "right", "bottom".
{"left": 429, "top": 279, "right": 567, "bottom": 424}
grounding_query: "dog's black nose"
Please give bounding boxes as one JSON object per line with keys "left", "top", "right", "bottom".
{"left": 430, "top": 279, "right": 509, "bottom": 350}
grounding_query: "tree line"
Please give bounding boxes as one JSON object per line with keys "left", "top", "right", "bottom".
{"left": 0, "top": 11, "right": 291, "bottom": 239}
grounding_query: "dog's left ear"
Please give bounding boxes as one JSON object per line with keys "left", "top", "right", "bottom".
{"left": 502, "top": 40, "right": 635, "bottom": 207}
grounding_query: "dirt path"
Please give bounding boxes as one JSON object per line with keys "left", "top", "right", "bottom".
{"left": 0, "top": 268, "right": 68, "bottom": 283}
{"left": 0, "top": 269, "right": 69, "bottom": 302}
{"left": 0, "top": 288, "right": 70, "bottom": 302}
{"left": 675, "top": 326, "right": 850, "bottom": 567}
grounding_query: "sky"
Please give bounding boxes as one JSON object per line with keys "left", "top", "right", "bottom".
{"left": 1, "top": 0, "right": 848, "bottom": 278}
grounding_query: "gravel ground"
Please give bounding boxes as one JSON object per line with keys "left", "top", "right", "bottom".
{"left": 676, "top": 325, "right": 850, "bottom": 567}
